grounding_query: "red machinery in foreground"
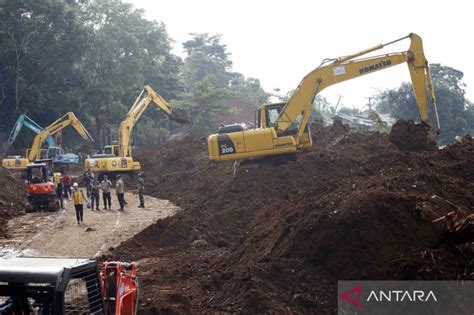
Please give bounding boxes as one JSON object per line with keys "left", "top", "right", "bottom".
{"left": 0, "top": 257, "right": 138, "bottom": 314}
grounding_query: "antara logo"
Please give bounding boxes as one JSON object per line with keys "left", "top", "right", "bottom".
{"left": 341, "top": 285, "right": 437, "bottom": 308}
{"left": 367, "top": 290, "right": 437, "bottom": 302}
{"left": 340, "top": 285, "right": 363, "bottom": 308}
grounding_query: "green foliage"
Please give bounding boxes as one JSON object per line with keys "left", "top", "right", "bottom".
{"left": 0, "top": 0, "right": 89, "bottom": 125}
{"left": 0, "top": 1, "right": 270, "bottom": 153}
{"left": 175, "top": 76, "right": 230, "bottom": 137}
{"left": 78, "top": 0, "right": 181, "bottom": 148}
{"left": 375, "top": 64, "right": 474, "bottom": 144}
{"left": 229, "top": 73, "right": 268, "bottom": 107}
{"left": 183, "top": 33, "right": 232, "bottom": 70}
{"left": 180, "top": 33, "right": 267, "bottom": 133}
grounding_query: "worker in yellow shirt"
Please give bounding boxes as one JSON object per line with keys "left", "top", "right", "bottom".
{"left": 72, "top": 182, "right": 89, "bottom": 224}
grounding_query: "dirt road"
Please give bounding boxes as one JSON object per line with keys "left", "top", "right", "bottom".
{"left": 0, "top": 190, "right": 180, "bottom": 258}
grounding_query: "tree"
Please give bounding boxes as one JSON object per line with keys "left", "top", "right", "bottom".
{"left": 228, "top": 73, "right": 268, "bottom": 107}
{"left": 375, "top": 64, "right": 474, "bottom": 144}
{"left": 78, "top": 0, "right": 180, "bottom": 148}
{"left": 0, "top": 0, "right": 89, "bottom": 128}
{"left": 175, "top": 75, "right": 230, "bottom": 137}
{"left": 0, "top": 3, "right": 270, "bottom": 150}
{"left": 179, "top": 33, "right": 243, "bottom": 135}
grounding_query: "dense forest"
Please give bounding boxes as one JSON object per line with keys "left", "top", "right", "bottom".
{"left": 0, "top": 0, "right": 268, "bottom": 152}
{"left": 1, "top": 0, "right": 472, "bottom": 153}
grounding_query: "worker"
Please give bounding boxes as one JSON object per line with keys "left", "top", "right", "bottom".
{"left": 116, "top": 175, "right": 125, "bottom": 211}
{"left": 84, "top": 168, "right": 94, "bottom": 197}
{"left": 62, "top": 172, "right": 72, "bottom": 200}
{"left": 90, "top": 179, "right": 101, "bottom": 211}
{"left": 72, "top": 183, "right": 88, "bottom": 224}
{"left": 137, "top": 172, "right": 145, "bottom": 208}
{"left": 100, "top": 175, "right": 113, "bottom": 210}
{"left": 56, "top": 174, "right": 64, "bottom": 209}
{"left": 32, "top": 168, "right": 43, "bottom": 183}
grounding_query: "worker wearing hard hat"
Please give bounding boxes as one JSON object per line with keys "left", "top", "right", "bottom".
{"left": 72, "top": 183, "right": 89, "bottom": 224}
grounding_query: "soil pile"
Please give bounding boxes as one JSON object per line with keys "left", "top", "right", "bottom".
{"left": 113, "top": 121, "right": 474, "bottom": 314}
{"left": 389, "top": 119, "right": 437, "bottom": 152}
{"left": 0, "top": 168, "right": 27, "bottom": 237}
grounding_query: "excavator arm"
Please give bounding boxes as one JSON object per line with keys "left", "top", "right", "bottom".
{"left": 8, "top": 114, "right": 56, "bottom": 147}
{"left": 28, "top": 112, "right": 94, "bottom": 161}
{"left": 118, "top": 85, "right": 189, "bottom": 157}
{"left": 276, "top": 33, "right": 440, "bottom": 143}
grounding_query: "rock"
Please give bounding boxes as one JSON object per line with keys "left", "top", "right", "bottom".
{"left": 191, "top": 239, "right": 208, "bottom": 249}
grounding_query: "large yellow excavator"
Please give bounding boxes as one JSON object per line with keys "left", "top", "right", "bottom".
{"left": 84, "top": 85, "right": 189, "bottom": 175}
{"left": 2, "top": 112, "right": 94, "bottom": 170}
{"left": 208, "top": 33, "right": 440, "bottom": 161}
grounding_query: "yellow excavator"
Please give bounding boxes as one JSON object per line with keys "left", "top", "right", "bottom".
{"left": 84, "top": 85, "right": 189, "bottom": 175}
{"left": 2, "top": 112, "right": 94, "bottom": 171}
{"left": 208, "top": 33, "right": 440, "bottom": 161}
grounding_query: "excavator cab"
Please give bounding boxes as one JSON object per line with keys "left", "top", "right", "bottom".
{"left": 0, "top": 257, "right": 138, "bottom": 315}
{"left": 257, "top": 102, "right": 312, "bottom": 149}
{"left": 103, "top": 145, "right": 120, "bottom": 156}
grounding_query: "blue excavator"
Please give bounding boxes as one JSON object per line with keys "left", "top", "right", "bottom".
{"left": 7, "top": 114, "right": 81, "bottom": 166}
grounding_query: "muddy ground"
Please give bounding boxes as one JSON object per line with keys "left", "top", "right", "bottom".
{"left": 112, "top": 121, "right": 474, "bottom": 314}
{"left": 0, "top": 167, "right": 27, "bottom": 238}
{"left": 0, "top": 189, "right": 179, "bottom": 260}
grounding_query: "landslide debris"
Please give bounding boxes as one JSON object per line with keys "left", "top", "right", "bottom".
{"left": 0, "top": 167, "right": 27, "bottom": 237}
{"left": 113, "top": 120, "right": 474, "bottom": 314}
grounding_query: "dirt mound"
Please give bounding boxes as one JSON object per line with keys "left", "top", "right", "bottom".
{"left": 0, "top": 168, "right": 27, "bottom": 237}
{"left": 112, "top": 122, "right": 474, "bottom": 314}
{"left": 389, "top": 119, "right": 437, "bottom": 152}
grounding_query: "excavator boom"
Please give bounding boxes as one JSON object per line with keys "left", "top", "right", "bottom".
{"left": 8, "top": 114, "right": 56, "bottom": 147}
{"left": 28, "top": 112, "right": 94, "bottom": 161}
{"left": 276, "top": 33, "right": 439, "bottom": 139}
{"left": 118, "top": 85, "right": 189, "bottom": 157}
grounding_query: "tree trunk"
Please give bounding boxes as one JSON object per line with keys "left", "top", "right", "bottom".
{"left": 96, "top": 115, "right": 101, "bottom": 149}
{"left": 14, "top": 45, "right": 20, "bottom": 115}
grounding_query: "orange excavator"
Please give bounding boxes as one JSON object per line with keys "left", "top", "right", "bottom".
{"left": 0, "top": 257, "right": 138, "bottom": 314}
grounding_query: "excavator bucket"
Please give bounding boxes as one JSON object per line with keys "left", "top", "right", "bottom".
{"left": 170, "top": 108, "right": 190, "bottom": 124}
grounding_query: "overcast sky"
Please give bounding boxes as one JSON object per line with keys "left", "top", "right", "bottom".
{"left": 127, "top": 0, "right": 473, "bottom": 109}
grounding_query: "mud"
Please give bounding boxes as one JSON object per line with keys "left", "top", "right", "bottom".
{"left": 113, "top": 120, "right": 474, "bottom": 313}
{"left": 0, "top": 168, "right": 27, "bottom": 237}
{"left": 389, "top": 119, "right": 437, "bottom": 152}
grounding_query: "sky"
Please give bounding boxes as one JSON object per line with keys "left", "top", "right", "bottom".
{"left": 127, "top": 0, "right": 473, "bottom": 109}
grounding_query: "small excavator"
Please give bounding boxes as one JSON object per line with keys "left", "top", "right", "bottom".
{"left": 85, "top": 85, "right": 189, "bottom": 177}
{"left": 7, "top": 114, "right": 83, "bottom": 165}
{"left": 2, "top": 112, "right": 94, "bottom": 171}
{"left": 208, "top": 33, "right": 440, "bottom": 161}
{"left": 0, "top": 257, "right": 138, "bottom": 314}
{"left": 26, "top": 159, "right": 60, "bottom": 212}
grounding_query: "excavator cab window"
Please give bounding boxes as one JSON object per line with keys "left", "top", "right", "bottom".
{"left": 28, "top": 166, "right": 46, "bottom": 184}
{"left": 262, "top": 103, "right": 286, "bottom": 128}
{"left": 263, "top": 103, "right": 301, "bottom": 135}
{"left": 266, "top": 108, "right": 280, "bottom": 128}
{"left": 103, "top": 146, "right": 119, "bottom": 156}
